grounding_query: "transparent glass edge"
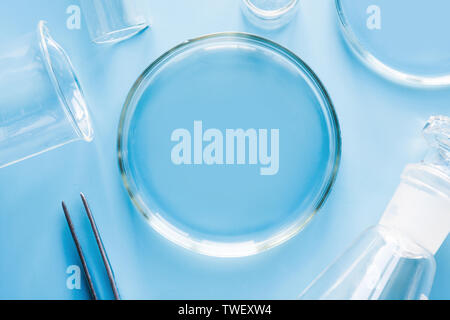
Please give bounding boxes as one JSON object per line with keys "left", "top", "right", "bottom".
{"left": 242, "top": 0, "right": 299, "bottom": 20}
{"left": 37, "top": 20, "right": 94, "bottom": 142}
{"left": 335, "top": 0, "right": 450, "bottom": 88}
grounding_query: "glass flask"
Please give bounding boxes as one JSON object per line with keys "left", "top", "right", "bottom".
{"left": 0, "top": 21, "right": 93, "bottom": 169}
{"left": 118, "top": 33, "right": 341, "bottom": 258}
{"left": 336, "top": 0, "right": 450, "bottom": 87}
{"left": 300, "top": 116, "right": 450, "bottom": 300}
{"left": 80, "top": 0, "right": 149, "bottom": 44}
{"left": 241, "top": 0, "right": 300, "bottom": 29}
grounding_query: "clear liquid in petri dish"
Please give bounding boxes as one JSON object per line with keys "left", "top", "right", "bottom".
{"left": 119, "top": 34, "right": 340, "bottom": 257}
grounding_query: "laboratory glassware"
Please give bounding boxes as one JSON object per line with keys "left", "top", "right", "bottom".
{"left": 118, "top": 33, "right": 341, "bottom": 258}
{"left": 300, "top": 116, "right": 450, "bottom": 300}
{"left": 80, "top": 0, "right": 149, "bottom": 44}
{"left": 0, "top": 21, "right": 93, "bottom": 169}
{"left": 336, "top": 0, "right": 450, "bottom": 87}
{"left": 241, "top": 0, "right": 300, "bottom": 29}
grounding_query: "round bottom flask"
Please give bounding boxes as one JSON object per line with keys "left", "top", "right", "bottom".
{"left": 118, "top": 33, "right": 341, "bottom": 257}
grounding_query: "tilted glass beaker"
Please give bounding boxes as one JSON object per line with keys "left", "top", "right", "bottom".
{"left": 0, "top": 21, "right": 93, "bottom": 169}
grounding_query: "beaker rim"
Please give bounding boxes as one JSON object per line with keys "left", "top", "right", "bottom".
{"left": 242, "top": 0, "right": 299, "bottom": 20}
{"left": 37, "top": 21, "right": 93, "bottom": 142}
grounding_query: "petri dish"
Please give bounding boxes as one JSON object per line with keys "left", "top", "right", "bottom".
{"left": 336, "top": 0, "right": 450, "bottom": 87}
{"left": 118, "top": 33, "right": 341, "bottom": 257}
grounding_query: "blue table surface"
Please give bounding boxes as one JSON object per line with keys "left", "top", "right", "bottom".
{"left": 0, "top": 0, "right": 448, "bottom": 300}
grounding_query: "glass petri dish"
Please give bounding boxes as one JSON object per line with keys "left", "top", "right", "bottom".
{"left": 336, "top": 0, "right": 450, "bottom": 87}
{"left": 118, "top": 33, "right": 341, "bottom": 257}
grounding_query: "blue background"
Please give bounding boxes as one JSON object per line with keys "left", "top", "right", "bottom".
{"left": 0, "top": 0, "right": 448, "bottom": 299}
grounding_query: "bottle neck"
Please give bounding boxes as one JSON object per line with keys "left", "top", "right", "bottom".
{"left": 379, "top": 163, "right": 450, "bottom": 255}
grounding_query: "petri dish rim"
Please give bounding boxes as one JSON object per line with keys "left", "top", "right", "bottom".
{"left": 118, "top": 32, "right": 342, "bottom": 257}
{"left": 335, "top": 0, "right": 450, "bottom": 88}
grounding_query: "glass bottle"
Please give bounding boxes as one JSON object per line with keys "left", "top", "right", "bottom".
{"left": 300, "top": 116, "right": 450, "bottom": 300}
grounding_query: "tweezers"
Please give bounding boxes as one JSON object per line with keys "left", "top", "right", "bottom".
{"left": 62, "top": 193, "right": 120, "bottom": 300}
